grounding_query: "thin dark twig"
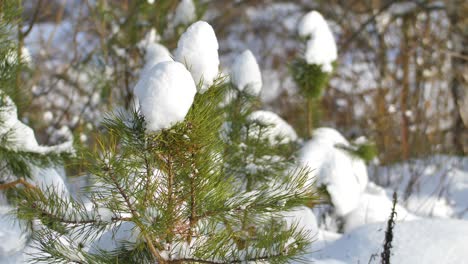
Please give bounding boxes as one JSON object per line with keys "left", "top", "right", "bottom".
{"left": 381, "top": 192, "right": 397, "bottom": 264}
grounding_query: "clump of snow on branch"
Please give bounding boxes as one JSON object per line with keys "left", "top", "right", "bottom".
{"left": 230, "top": 49, "right": 263, "bottom": 96}
{"left": 297, "top": 11, "right": 337, "bottom": 72}
{"left": 134, "top": 61, "right": 196, "bottom": 132}
{"left": 300, "top": 128, "right": 368, "bottom": 216}
{"left": 0, "top": 93, "right": 73, "bottom": 155}
{"left": 175, "top": 21, "right": 219, "bottom": 93}
{"left": 173, "top": 0, "right": 196, "bottom": 26}
{"left": 248, "top": 110, "right": 297, "bottom": 144}
{"left": 140, "top": 43, "right": 173, "bottom": 79}
{"left": 137, "top": 28, "right": 161, "bottom": 50}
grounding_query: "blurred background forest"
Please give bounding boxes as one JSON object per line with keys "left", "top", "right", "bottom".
{"left": 10, "top": 0, "right": 467, "bottom": 168}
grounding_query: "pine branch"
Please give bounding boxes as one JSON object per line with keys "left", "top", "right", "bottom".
{"left": 106, "top": 162, "right": 165, "bottom": 263}
{"left": 0, "top": 178, "right": 36, "bottom": 190}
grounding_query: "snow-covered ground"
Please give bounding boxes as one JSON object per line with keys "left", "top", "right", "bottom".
{"left": 300, "top": 144, "right": 468, "bottom": 263}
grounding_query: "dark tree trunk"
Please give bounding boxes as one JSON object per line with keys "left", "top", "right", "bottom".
{"left": 446, "top": 0, "right": 468, "bottom": 155}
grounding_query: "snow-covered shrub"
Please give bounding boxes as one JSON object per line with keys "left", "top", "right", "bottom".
{"left": 300, "top": 128, "right": 368, "bottom": 216}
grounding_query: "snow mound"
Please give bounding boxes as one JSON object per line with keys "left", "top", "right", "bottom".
{"left": 297, "top": 11, "right": 337, "bottom": 72}
{"left": 175, "top": 21, "right": 219, "bottom": 93}
{"left": 0, "top": 206, "right": 28, "bottom": 258}
{"left": 230, "top": 50, "right": 263, "bottom": 96}
{"left": 173, "top": 0, "right": 196, "bottom": 26}
{"left": 248, "top": 110, "right": 297, "bottom": 144}
{"left": 343, "top": 182, "right": 417, "bottom": 232}
{"left": 310, "top": 219, "right": 468, "bottom": 264}
{"left": 134, "top": 61, "right": 196, "bottom": 132}
{"left": 370, "top": 156, "right": 468, "bottom": 219}
{"left": 300, "top": 128, "right": 368, "bottom": 216}
{"left": 281, "top": 206, "right": 319, "bottom": 238}
{"left": 140, "top": 43, "right": 173, "bottom": 80}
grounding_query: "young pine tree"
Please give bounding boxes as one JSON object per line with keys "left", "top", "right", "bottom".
{"left": 12, "top": 21, "right": 318, "bottom": 264}
{"left": 291, "top": 11, "right": 337, "bottom": 137}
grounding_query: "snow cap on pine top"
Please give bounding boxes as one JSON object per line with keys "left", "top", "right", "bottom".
{"left": 297, "top": 11, "right": 337, "bottom": 72}
{"left": 230, "top": 49, "right": 263, "bottom": 96}
{"left": 134, "top": 61, "right": 196, "bottom": 132}
{"left": 173, "top": 0, "right": 196, "bottom": 26}
{"left": 137, "top": 28, "right": 161, "bottom": 50}
{"left": 140, "top": 42, "right": 173, "bottom": 79}
{"left": 175, "top": 21, "right": 219, "bottom": 93}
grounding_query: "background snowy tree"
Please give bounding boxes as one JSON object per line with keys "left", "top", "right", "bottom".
{"left": 291, "top": 11, "right": 337, "bottom": 137}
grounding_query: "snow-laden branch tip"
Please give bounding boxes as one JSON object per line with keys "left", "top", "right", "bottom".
{"left": 0, "top": 93, "right": 74, "bottom": 155}
{"left": 230, "top": 50, "right": 263, "bottom": 97}
{"left": 248, "top": 110, "right": 298, "bottom": 144}
{"left": 173, "top": 0, "right": 196, "bottom": 26}
{"left": 175, "top": 21, "right": 219, "bottom": 93}
{"left": 140, "top": 43, "right": 173, "bottom": 80}
{"left": 297, "top": 11, "right": 337, "bottom": 73}
{"left": 134, "top": 61, "right": 196, "bottom": 132}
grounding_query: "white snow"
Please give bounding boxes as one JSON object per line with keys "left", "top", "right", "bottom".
{"left": 343, "top": 182, "right": 417, "bottom": 232}
{"left": 88, "top": 222, "right": 139, "bottom": 253}
{"left": 230, "top": 50, "right": 263, "bottom": 96}
{"left": 247, "top": 110, "right": 298, "bottom": 144}
{"left": 0, "top": 92, "right": 74, "bottom": 155}
{"left": 0, "top": 206, "right": 28, "bottom": 258}
{"left": 370, "top": 156, "right": 468, "bottom": 219}
{"left": 134, "top": 61, "right": 196, "bottom": 132}
{"left": 297, "top": 11, "right": 337, "bottom": 72}
{"left": 310, "top": 219, "right": 468, "bottom": 264}
{"left": 29, "top": 167, "right": 70, "bottom": 197}
{"left": 300, "top": 128, "right": 368, "bottom": 216}
{"left": 281, "top": 206, "right": 319, "bottom": 237}
{"left": 174, "top": 21, "right": 219, "bottom": 93}
{"left": 140, "top": 43, "right": 173, "bottom": 80}
{"left": 137, "top": 28, "right": 161, "bottom": 50}
{"left": 173, "top": 0, "right": 196, "bottom": 26}
{"left": 43, "top": 111, "right": 53, "bottom": 123}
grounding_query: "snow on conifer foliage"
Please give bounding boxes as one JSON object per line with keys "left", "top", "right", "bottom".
{"left": 134, "top": 61, "right": 196, "bottom": 132}
{"left": 230, "top": 49, "right": 263, "bottom": 96}
{"left": 297, "top": 11, "right": 337, "bottom": 72}
{"left": 248, "top": 110, "right": 298, "bottom": 144}
{"left": 140, "top": 43, "right": 173, "bottom": 79}
{"left": 173, "top": 0, "right": 196, "bottom": 26}
{"left": 0, "top": 92, "right": 73, "bottom": 155}
{"left": 300, "top": 128, "right": 368, "bottom": 216}
{"left": 174, "top": 21, "right": 219, "bottom": 93}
